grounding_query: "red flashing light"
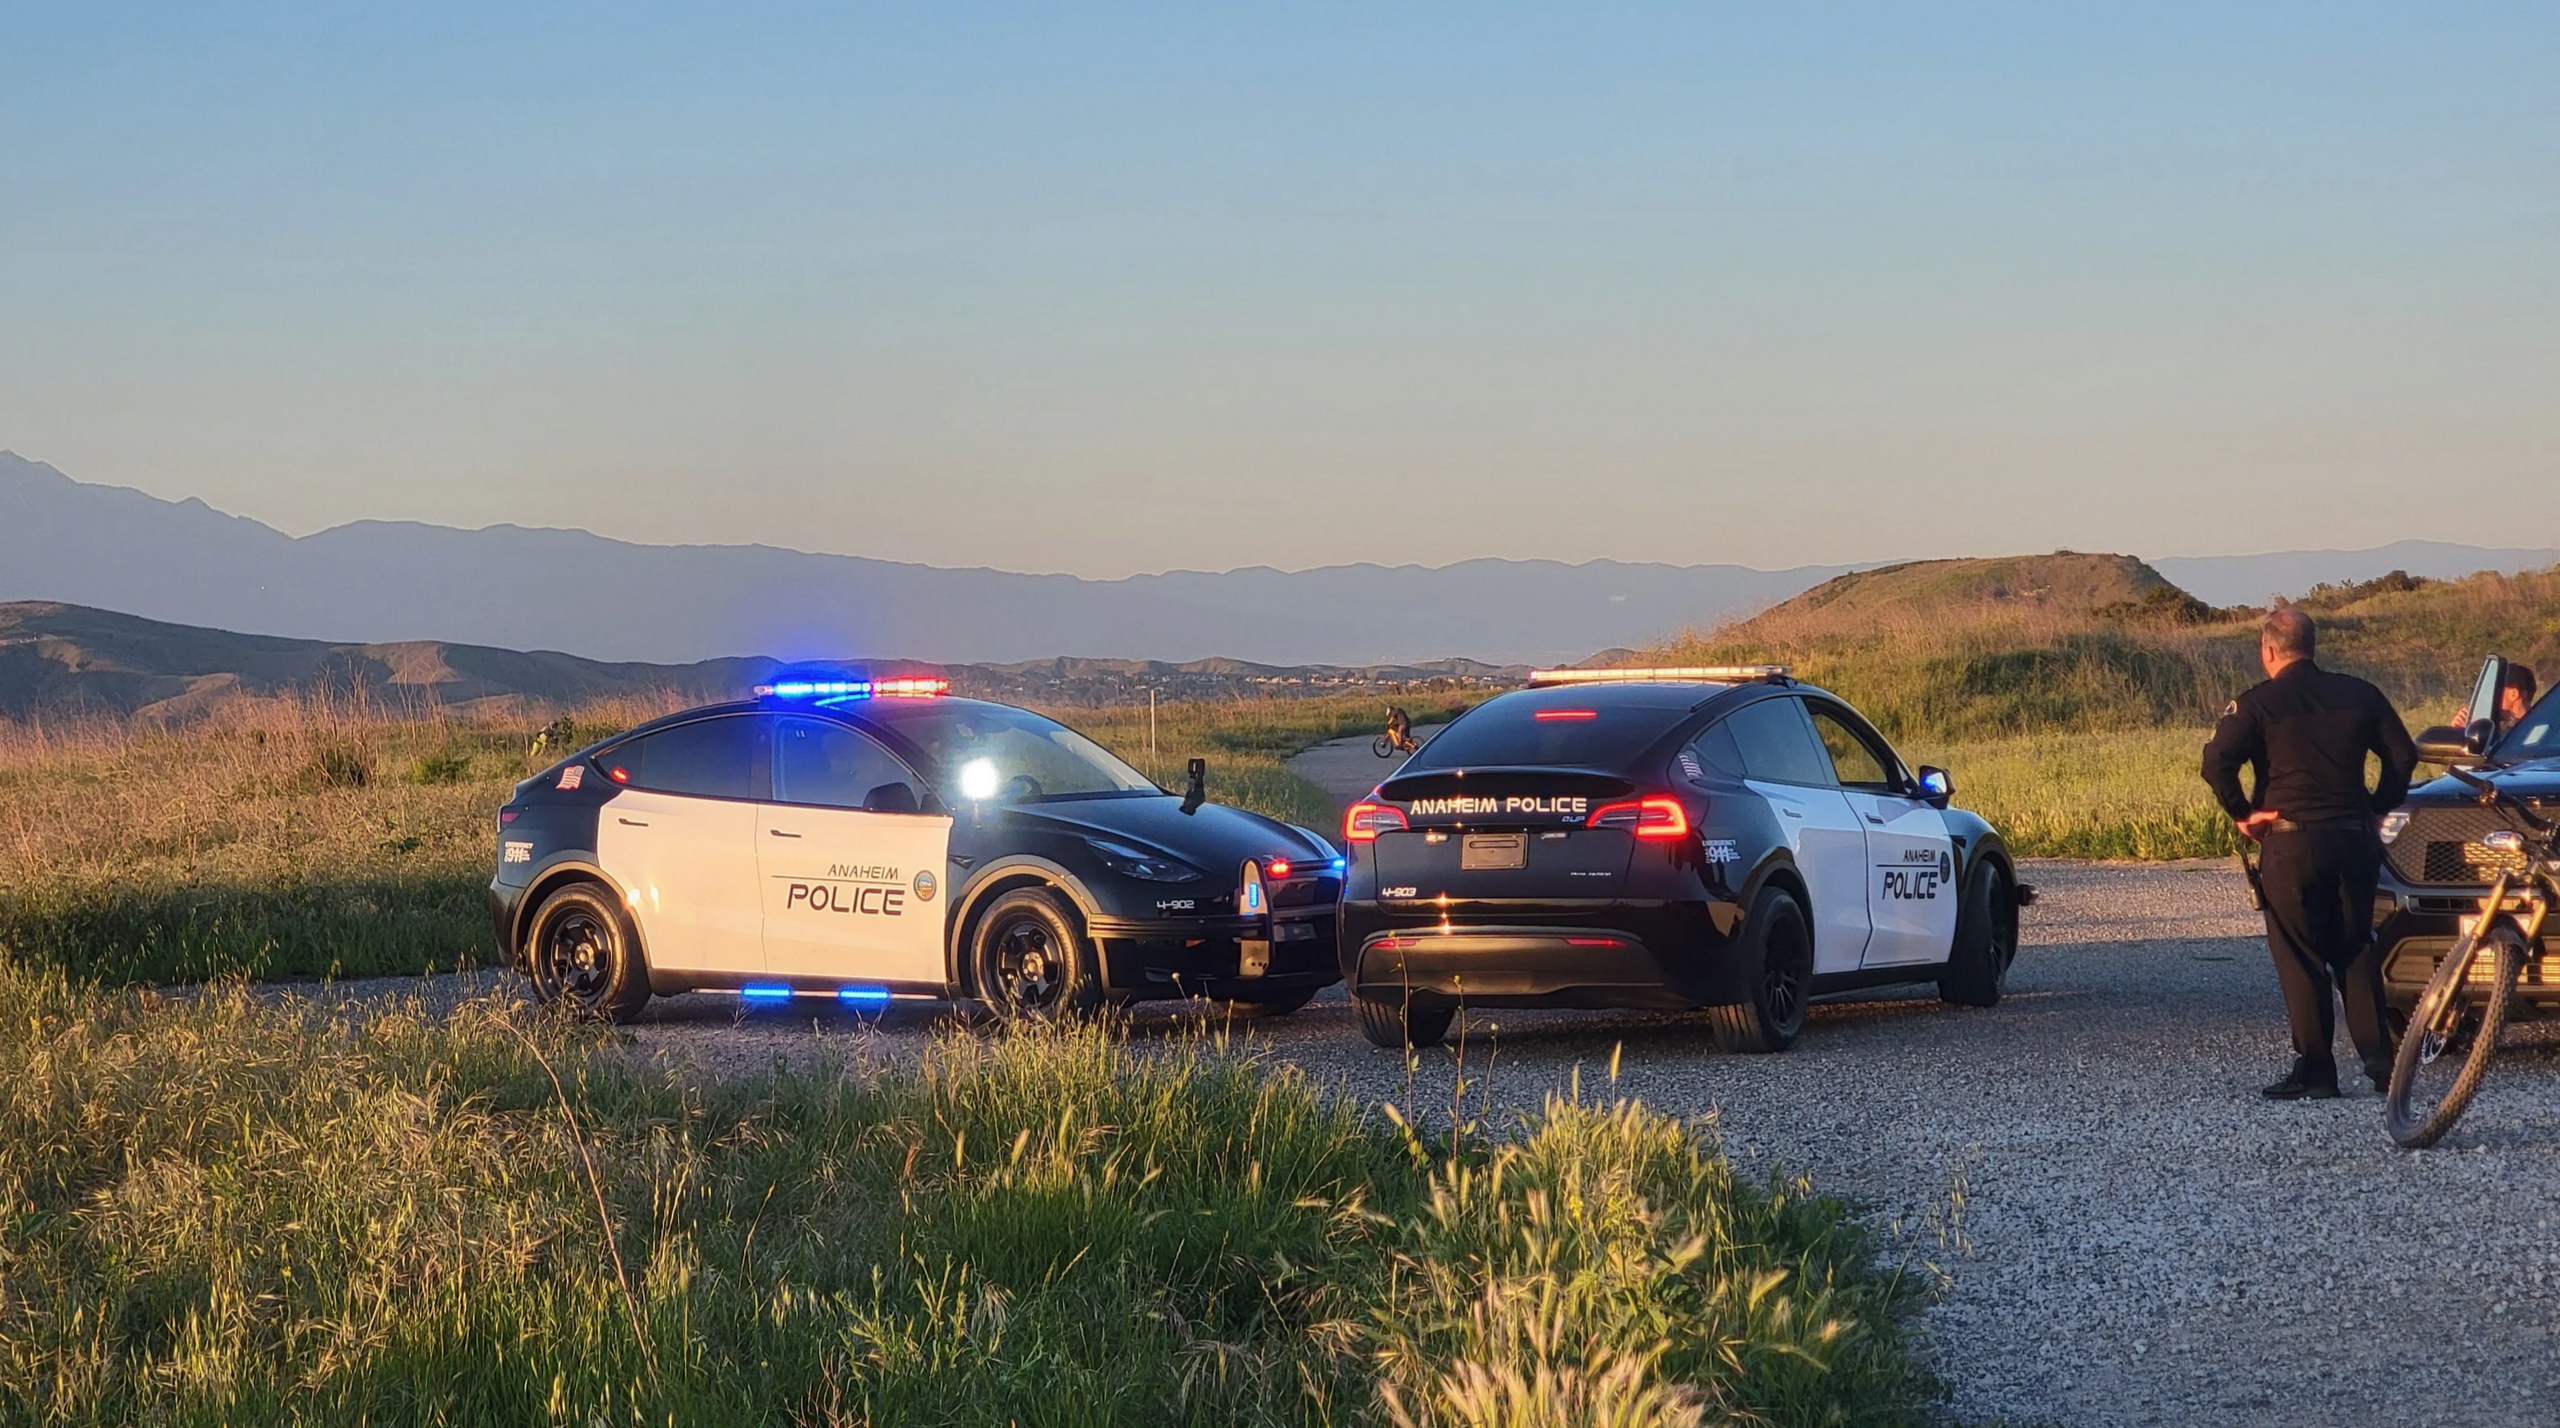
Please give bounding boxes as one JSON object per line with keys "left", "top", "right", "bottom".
{"left": 1533, "top": 709, "right": 1598, "bottom": 721}
{"left": 1345, "top": 801, "right": 1408, "bottom": 843}
{"left": 873, "top": 677, "right": 949, "bottom": 698}
{"left": 1266, "top": 858, "right": 1292, "bottom": 880}
{"left": 1587, "top": 796, "right": 1689, "bottom": 840}
{"left": 607, "top": 765, "right": 632, "bottom": 784}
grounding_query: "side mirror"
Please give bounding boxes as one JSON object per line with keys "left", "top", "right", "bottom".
{"left": 1916, "top": 766, "right": 1953, "bottom": 809}
{"left": 1181, "top": 757, "right": 1206, "bottom": 815}
{"left": 863, "top": 781, "right": 920, "bottom": 814}
{"left": 2416, "top": 725, "right": 2482, "bottom": 765}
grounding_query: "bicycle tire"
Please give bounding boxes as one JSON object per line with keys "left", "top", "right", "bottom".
{"left": 1372, "top": 734, "right": 1397, "bottom": 758}
{"left": 2385, "top": 918, "right": 2522, "bottom": 1149}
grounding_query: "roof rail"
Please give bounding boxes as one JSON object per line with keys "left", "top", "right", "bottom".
{"left": 1528, "top": 665, "right": 1791, "bottom": 687}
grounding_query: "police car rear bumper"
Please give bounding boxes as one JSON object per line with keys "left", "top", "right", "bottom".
{"left": 1340, "top": 901, "right": 1745, "bottom": 1010}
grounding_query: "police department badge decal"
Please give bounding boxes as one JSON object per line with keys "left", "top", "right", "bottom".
{"left": 913, "top": 869, "right": 938, "bottom": 903}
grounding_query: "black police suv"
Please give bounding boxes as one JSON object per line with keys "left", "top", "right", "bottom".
{"left": 2375, "top": 655, "right": 2560, "bottom": 1025}
{"left": 1339, "top": 668, "right": 2029, "bottom": 1051}
{"left": 492, "top": 677, "right": 1341, "bottom": 1021}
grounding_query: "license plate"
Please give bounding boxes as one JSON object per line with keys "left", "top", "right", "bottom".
{"left": 1462, "top": 832, "right": 1527, "bottom": 870}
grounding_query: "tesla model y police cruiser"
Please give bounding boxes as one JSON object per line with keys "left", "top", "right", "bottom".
{"left": 1339, "top": 667, "right": 2031, "bottom": 1051}
{"left": 492, "top": 677, "right": 1342, "bottom": 1020}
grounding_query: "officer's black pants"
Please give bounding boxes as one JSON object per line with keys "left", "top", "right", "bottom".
{"left": 2258, "top": 825, "right": 2391, "bottom": 1079}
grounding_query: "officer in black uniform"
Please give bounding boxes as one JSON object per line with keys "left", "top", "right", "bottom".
{"left": 2202, "top": 608, "right": 2417, "bottom": 1099}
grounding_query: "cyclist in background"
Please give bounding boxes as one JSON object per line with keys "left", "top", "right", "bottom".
{"left": 1383, "top": 705, "right": 1416, "bottom": 754}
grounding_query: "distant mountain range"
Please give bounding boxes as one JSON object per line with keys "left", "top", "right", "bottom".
{"left": 0, "top": 601, "right": 1525, "bottom": 719}
{"left": 0, "top": 453, "right": 1857, "bottom": 667}
{"left": 4, "top": 451, "right": 2554, "bottom": 666}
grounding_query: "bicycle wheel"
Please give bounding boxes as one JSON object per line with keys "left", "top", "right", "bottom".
{"left": 2385, "top": 917, "right": 2523, "bottom": 1149}
{"left": 1372, "top": 734, "right": 1397, "bottom": 758}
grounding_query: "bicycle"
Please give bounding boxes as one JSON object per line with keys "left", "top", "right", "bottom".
{"left": 2384, "top": 763, "right": 2546, "bottom": 1148}
{"left": 1373, "top": 707, "right": 1419, "bottom": 759}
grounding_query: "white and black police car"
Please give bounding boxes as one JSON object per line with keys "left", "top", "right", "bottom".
{"left": 492, "top": 675, "right": 1343, "bottom": 1020}
{"left": 1339, "top": 667, "right": 2032, "bottom": 1051}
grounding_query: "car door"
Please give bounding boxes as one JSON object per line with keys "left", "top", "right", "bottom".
{"left": 590, "top": 714, "right": 768, "bottom": 975}
{"left": 1805, "top": 702, "right": 1959, "bottom": 968}
{"left": 759, "top": 714, "right": 953, "bottom": 987}
{"left": 1721, "top": 696, "right": 1873, "bottom": 974}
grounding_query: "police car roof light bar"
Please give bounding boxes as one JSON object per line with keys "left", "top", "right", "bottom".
{"left": 1527, "top": 666, "right": 1790, "bottom": 687}
{"left": 753, "top": 676, "right": 949, "bottom": 700}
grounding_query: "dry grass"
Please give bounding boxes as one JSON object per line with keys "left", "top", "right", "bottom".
{"left": 0, "top": 963, "right": 1937, "bottom": 1426}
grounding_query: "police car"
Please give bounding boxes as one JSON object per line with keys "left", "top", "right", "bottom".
{"left": 1339, "top": 667, "right": 2031, "bottom": 1051}
{"left": 492, "top": 676, "right": 1343, "bottom": 1021}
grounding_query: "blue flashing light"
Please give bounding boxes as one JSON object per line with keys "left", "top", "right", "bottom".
{"left": 1330, "top": 858, "right": 1346, "bottom": 875}
{"left": 740, "top": 984, "right": 795, "bottom": 1003}
{"left": 837, "top": 986, "right": 892, "bottom": 1008}
{"left": 755, "top": 676, "right": 948, "bottom": 702}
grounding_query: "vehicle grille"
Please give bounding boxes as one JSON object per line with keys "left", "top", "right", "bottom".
{"left": 2382, "top": 936, "right": 2560, "bottom": 998}
{"left": 2387, "top": 805, "right": 2535, "bottom": 887}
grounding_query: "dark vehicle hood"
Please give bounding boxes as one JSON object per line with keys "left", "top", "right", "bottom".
{"left": 2412, "top": 758, "right": 2560, "bottom": 803}
{"left": 999, "top": 796, "right": 1332, "bottom": 868}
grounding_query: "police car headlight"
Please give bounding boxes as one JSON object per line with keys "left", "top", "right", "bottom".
{"left": 2378, "top": 811, "right": 2410, "bottom": 845}
{"left": 1086, "top": 838, "right": 1202, "bottom": 883}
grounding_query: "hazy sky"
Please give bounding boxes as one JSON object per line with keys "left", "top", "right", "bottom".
{"left": 4, "top": 3, "right": 2553, "bottom": 578}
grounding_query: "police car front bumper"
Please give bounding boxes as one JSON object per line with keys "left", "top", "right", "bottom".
{"left": 1087, "top": 906, "right": 1340, "bottom": 1000}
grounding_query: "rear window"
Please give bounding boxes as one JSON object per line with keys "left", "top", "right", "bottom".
{"left": 599, "top": 716, "right": 766, "bottom": 800}
{"left": 1405, "top": 698, "right": 1692, "bottom": 771}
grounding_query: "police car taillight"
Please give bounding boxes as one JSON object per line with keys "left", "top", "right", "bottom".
{"left": 1266, "top": 858, "right": 1292, "bottom": 879}
{"left": 1587, "top": 796, "right": 1690, "bottom": 840}
{"left": 1345, "top": 802, "right": 1408, "bottom": 842}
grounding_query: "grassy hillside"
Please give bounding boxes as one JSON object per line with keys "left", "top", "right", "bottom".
{"left": 1641, "top": 556, "right": 2560, "bottom": 857}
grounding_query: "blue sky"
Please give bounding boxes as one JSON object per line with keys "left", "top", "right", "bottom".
{"left": 3, "top": 3, "right": 2553, "bottom": 576}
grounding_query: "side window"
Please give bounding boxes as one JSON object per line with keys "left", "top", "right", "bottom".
{"left": 601, "top": 716, "right": 766, "bottom": 800}
{"left": 774, "top": 716, "right": 925, "bottom": 813}
{"left": 1722, "top": 698, "right": 1836, "bottom": 786}
{"left": 1806, "top": 706, "right": 1898, "bottom": 791}
{"left": 1680, "top": 718, "right": 1749, "bottom": 785}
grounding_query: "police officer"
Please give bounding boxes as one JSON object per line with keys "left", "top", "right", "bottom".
{"left": 2202, "top": 608, "right": 2417, "bottom": 1100}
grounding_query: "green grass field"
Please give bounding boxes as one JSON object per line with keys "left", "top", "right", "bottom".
{"left": 0, "top": 961, "right": 1939, "bottom": 1427}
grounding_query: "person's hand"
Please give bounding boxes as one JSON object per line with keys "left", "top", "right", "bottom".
{"left": 2236, "top": 810, "right": 2280, "bottom": 841}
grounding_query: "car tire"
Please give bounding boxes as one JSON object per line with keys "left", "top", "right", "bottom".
{"left": 1355, "top": 992, "right": 1454, "bottom": 1049}
{"left": 1217, "top": 986, "right": 1319, "bottom": 1019}
{"left": 971, "top": 887, "right": 1104, "bottom": 1019}
{"left": 1939, "top": 859, "right": 2019, "bottom": 1008}
{"left": 1708, "top": 886, "right": 1812, "bottom": 1054}
{"left": 524, "top": 881, "right": 650, "bottom": 1023}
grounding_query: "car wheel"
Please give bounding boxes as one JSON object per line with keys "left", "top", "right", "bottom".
{"left": 1217, "top": 986, "right": 1319, "bottom": 1019}
{"left": 971, "top": 887, "right": 1103, "bottom": 1019}
{"left": 1939, "top": 859, "right": 2018, "bottom": 1008}
{"left": 524, "top": 882, "right": 650, "bottom": 1023}
{"left": 1355, "top": 992, "right": 1455, "bottom": 1049}
{"left": 1708, "top": 886, "right": 1812, "bottom": 1053}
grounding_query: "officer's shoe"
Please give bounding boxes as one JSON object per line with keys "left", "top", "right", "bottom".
{"left": 2262, "top": 1059, "right": 2342, "bottom": 1101}
{"left": 2363, "top": 1053, "right": 2396, "bottom": 1094}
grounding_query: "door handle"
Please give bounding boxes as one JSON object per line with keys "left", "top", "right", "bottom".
{"left": 1867, "top": 815, "right": 1886, "bottom": 825}
{"left": 1781, "top": 808, "right": 1803, "bottom": 819}
{"left": 617, "top": 817, "right": 649, "bottom": 827}
{"left": 769, "top": 829, "right": 803, "bottom": 838}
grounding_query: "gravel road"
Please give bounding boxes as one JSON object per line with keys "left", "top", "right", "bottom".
{"left": 299, "top": 731, "right": 2560, "bottom": 1424}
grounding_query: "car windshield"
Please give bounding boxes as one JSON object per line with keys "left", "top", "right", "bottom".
{"left": 857, "top": 699, "right": 1159, "bottom": 802}
{"left": 2492, "top": 690, "right": 2560, "bottom": 761}
{"left": 1404, "top": 692, "right": 1700, "bottom": 771}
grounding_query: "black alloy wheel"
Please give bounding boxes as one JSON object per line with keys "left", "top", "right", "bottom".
{"left": 525, "top": 882, "right": 649, "bottom": 1022}
{"left": 1940, "top": 860, "right": 2019, "bottom": 1008}
{"left": 1709, "top": 885, "right": 1812, "bottom": 1053}
{"left": 972, "top": 887, "right": 1102, "bottom": 1019}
